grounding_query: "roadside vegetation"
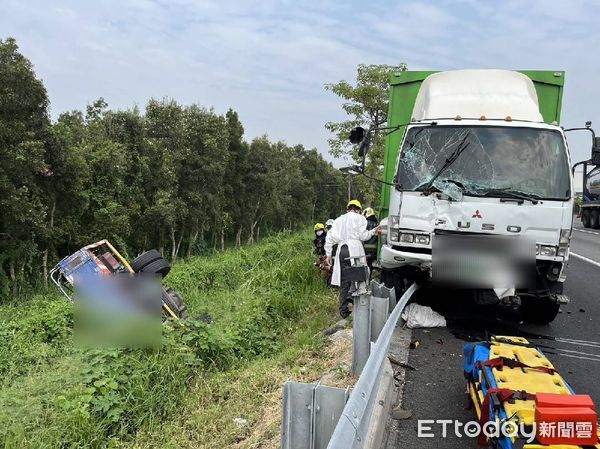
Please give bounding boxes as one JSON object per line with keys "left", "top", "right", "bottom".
{"left": 0, "top": 232, "right": 340, "bottom": 448}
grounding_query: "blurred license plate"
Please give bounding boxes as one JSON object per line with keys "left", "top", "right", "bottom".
{"left": 432, "top": 234, "right": 535, "bottom": 289}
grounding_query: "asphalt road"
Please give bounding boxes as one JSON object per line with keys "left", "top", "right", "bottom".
{"left": 395, "top": 219, "right": 600, "bottom": 448}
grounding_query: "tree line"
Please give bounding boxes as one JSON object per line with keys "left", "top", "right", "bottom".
{"left": 0, "top": 37, "right": 348, "bottom": 298}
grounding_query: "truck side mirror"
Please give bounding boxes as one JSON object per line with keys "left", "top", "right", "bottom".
{"left": 349, "top": 127, "right": 366, "bottom": 144}
{"left": 358, "top": 140, "right": 368, "bottom": 158}
{"left": 593, "top": 137, "right": 600, "bottom": 165}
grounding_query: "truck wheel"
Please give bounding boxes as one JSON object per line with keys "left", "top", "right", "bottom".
{"left": 582, "top": 210, "right": 591, "bottom": 228}
{"left": 381, "top": 269, "right": 394, "bottom": 289}
{"left": 162, "top": 286, "right": 188, "bottom": 319}
{"left": 131, "top": 249, "right": 162, "bottom": 272}
{"left": 140, "top": 258, "right": 171, "bottom": 278}
{"left": 591, "top": 209, "right": 600, "bottom": 229}
{"left": 520, "top": 297, "right": 560, "bottom": 324}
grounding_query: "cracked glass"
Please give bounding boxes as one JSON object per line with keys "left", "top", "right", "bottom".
{"left": 395, "top": 125, "right": 571, "bottom": 201}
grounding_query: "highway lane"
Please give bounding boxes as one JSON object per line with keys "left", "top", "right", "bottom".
{"left": 392, "top": 228, "right": 600, "bottom": 448}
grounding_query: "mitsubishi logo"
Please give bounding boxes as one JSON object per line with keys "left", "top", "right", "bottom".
{"left": 472, "top": 210, "right": 482, "bottom": 219}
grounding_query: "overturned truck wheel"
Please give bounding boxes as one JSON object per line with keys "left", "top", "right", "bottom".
{"left": 131, "top": 249, "right": 162, "bottom": 273}
{"left": 162, "top": 286, "right": 188, "bottom": 319}
{"left": 140, "top": 258, "right": 171, "bottom": 278}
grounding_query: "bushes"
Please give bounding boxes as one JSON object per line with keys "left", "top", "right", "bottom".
{"left": 0, "top": 231, "right": 331, "bottom": 448}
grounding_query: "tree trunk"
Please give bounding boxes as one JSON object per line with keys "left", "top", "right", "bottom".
{"left": 42, "top": 197, "right": 57, "bottom": 289}
{"left": 174, "top": 226, "right": 184, "bottom": 261}
{"left": 220, "top": 228, "right": 225, "bottom": 251}
{"left": 9, "top": 259, "right": 17, "bottom": 297}
{"left": 170, "top": 226, "right": 176, "bottom": 261}
{"left": 256, "top": 225, "right": 260, "bottom": 243}
{"left": 187, "top": 227, "right": 199, "bottom": 258}
{"left": 235, "top": 225, "right": 243, "bottom": 248}
{"left": 42, "top": 251, "right": 48, "bottom": 289}
{"left": 246, "top": 201, "right": 261, "bottom": 244}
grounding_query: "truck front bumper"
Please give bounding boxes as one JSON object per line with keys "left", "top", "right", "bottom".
{"left": 380, "top": 244, "right": 432, "bottom": 269}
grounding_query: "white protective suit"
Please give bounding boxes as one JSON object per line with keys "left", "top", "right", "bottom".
{"left": 325, "top": 211, "right": 377, "bottom": 286}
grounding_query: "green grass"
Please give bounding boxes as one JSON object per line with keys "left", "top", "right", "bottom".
{"left": 0, "top": 231, "right": 338, "bottom": 449}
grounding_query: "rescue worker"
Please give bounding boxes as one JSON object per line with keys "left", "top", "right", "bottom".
{"left": 325, "top": 200, "right": 381, "bottom": 318}
{"left": 362, "top": 208, "right": 379, "bottom": 272}
{"left": 313, "top": 223, "right": 327, "bottom": 257}
{"left": 325, "top": 219, "right": 337, "bottom": 268}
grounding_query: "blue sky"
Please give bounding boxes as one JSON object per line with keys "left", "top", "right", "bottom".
{"left": 2, "top": 0, "right": 599, "bottom": 183}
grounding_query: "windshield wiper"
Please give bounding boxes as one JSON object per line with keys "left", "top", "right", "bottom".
{"left": 416, "top": 178, "right": 467, "bottom": 193}
{"left": 420, "top": 131, "right": 472, "bottom": 196}
{"left": 473, "top": 188, "right": 540, "bottom": 204}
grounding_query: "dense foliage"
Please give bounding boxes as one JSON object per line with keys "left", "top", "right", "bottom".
{"left": 325, "top": 63, "right": 407, "bottom": 207}
{"left": 0, "top": 37, "right": 347, "bottom": 298}
{"left": 0, "top": 231, "right": 336, "bottom": 448}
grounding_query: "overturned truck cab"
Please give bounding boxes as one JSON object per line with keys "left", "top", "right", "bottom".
{"left": 357, "top": 70, "right": 576, "bottom": 324}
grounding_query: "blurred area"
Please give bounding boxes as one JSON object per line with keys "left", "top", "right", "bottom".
{"left": 74, "top": 274, "right": 162, "bottom": 348}
{"left": 432, "top": 234, "right": 535, "bottom": 289}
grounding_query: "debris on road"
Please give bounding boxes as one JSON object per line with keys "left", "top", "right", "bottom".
{"left": 409, "top": 339, "right": 420, "bottom": 350}
{"left": 401, "top": 303, "right": 446, "bottom": 329}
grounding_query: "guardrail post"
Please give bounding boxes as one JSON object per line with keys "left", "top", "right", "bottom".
{"left": 326, "top": 283, "right": 419, "bottom": 449}
{"left": 369, "top": 296, "right": 389, "bottom": 343}
{"left": 281, "top": 381, "right": 314, "bottom": 449}
{"left": 313, "top": 384, "right": 351, "bottom": 449}
{"left": 382, "top": 284, "right": 397, "bottom": 313}
{"left": 352, "top": 293, "right": 371, "bottom": 376}
{"left": 370, "top": 280, "right": 382, "bottom": 298}
{"left": 281, "top": 381, "right": 350, "bottom": 449}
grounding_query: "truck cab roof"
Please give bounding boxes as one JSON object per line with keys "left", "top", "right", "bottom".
{"left": 412, "top": 70, "right": 543, "bottom": 122}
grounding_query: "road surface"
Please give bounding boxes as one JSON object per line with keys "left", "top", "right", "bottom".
{"left": 392, "top": 219, "right": 600, "bottom": 448}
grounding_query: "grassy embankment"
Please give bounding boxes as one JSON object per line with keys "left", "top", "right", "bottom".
{"left": 0, "top": 231, "right": 347, "bottom": 449}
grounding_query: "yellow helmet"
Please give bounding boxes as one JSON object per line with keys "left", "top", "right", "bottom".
{"left": 347, "top": 199, "right": 362, "bottom": 210}
{"left": 314, "top": 223, "right": 325, "bottom": 231}
{"left": 363, "top": 207, "right": 375, "bottom": 218}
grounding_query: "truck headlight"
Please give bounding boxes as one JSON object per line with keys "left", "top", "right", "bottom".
{"left": 539, "top": 245, "right": 557, "bottom": 257}
{"left": 415, "top": 234, "right": 431, "bottom": 245}
{"left": 389, "top": 229, "right": 400, "bottom": 243}
{"left": 399, "top": 232, "right": 415, "bottom": 243}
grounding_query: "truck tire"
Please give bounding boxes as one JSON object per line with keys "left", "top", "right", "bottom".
{"left": 140, "top": 258, "right": 171, "bottom": 278}
{"left": 162, "top": 286, "right": 188, "bottom": 319}
{"left": 592, "top": 209, "right": 600, "bottom": 229}
{"left": 131, "top": 249, "right": 162, "bottom": 272}
{"left": 582, "top": 210, "right": 591, "bottom": 228}
{"left": 520, "top": 297, "right": 560, "bottom": 324}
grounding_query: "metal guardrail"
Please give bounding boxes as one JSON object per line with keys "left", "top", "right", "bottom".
{"left": 352, "top": 281, "right": 398, "bottom": 376}
{"left": 326, "top": 282, "right": 419, "bottom": 449}
{"left": 281, "top": 381, "right": 350, "bottom": 449}
{"left": 280, "top": 281, "right": 418, "bottom": 449}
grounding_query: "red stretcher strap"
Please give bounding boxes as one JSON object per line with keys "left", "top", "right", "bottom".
{"left": 479, "top": 356, "right": 557, "bottom": 375}
{"left": 478, "top": 388, "right": 536, "bottom": 445}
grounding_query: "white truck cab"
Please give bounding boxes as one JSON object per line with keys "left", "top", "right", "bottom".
{"left": 376, "top": 70, "right": 573, "bottom": 323}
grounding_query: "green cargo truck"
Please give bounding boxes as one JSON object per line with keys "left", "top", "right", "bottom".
{"left": 351, "top": 69, "right": 583, "bottom": 323}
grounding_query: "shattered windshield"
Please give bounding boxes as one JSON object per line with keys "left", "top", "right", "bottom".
{"left": 396, "top": 125, "right": 571, "bottom": 200}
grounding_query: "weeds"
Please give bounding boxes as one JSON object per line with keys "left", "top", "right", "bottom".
{"left": 0, "top": 231, "right": 335, "bottom": 448}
